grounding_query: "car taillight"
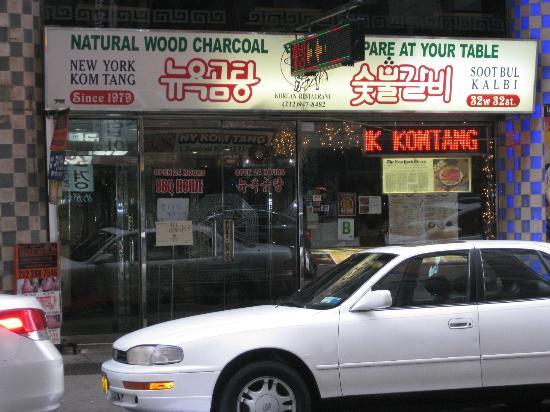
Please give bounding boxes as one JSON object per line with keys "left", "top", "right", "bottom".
{"left": 0, "top": 308, "right": 49, "bottom": 340}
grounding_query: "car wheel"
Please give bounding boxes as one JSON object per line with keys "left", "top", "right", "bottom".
{"left": 217, "top": 360, "right": 311, "bottom": 412}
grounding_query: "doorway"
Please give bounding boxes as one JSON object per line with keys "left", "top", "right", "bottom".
{"left": 143, "top": 119, "right": 298, "bottom": 325}
{"left": 58, "top": 119, "right": 140, "bottom": 337}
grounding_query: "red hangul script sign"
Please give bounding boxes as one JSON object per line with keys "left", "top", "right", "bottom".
{"left": 235, "top": 168, "right": 285, "bottom": 194}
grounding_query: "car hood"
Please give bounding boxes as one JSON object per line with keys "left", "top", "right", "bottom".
{"left": 114, "top": 305, "right": 323, "bottom": 351}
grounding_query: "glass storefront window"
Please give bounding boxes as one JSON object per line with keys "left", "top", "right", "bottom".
{"left": 301, "top": 121, "right": 491, "bottom": 279}
{"left": 143, "top": 119, "right": 298, "bottom": 324}
{"left": 66, "top": 119, "right": 138, "bottom": 153}
{"left": 59, "top": 119, "right": 140, "bottom": 336}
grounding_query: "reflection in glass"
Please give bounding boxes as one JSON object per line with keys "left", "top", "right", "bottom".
{"left": 143, "top": 119, "right": 298, "bottom": 324}
{"left": 59, "top": 156, "right": 140, "bottom": 336}
{"left": 282, "top": 253, "right": 396, "bottom": 309}
{"left": 301, "top": 121, "right": 488, "bottom": 283}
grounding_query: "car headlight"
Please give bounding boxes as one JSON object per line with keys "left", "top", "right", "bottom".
{"left": 126, "top": 345, "right": 183, "bottom": 365}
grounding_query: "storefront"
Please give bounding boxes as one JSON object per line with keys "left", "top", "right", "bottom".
{"left": 44, "top": 28, "right": 536, "bottom": 337}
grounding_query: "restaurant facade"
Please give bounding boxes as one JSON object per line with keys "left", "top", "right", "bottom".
{"left": 1, "top": 1, "right": 546, "bottom": 341}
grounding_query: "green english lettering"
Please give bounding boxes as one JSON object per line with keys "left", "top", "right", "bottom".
{"left": 193, "top": 37, "right": 202, "bottom": 52}
{"left": 242, "top": 38, "right": 251, "bottom": 53}
{"left": 232, "top": 38, "right": 241, "bottom": 53}
{"left": 82, "top": 35, "right": 91, "bottom": 50}
{"left": 212, "top": 38, "right": 222, "bottom": 53}
{"left": 112, "top": 35, "right": 120, "bottom": 51}
{"left": 121, "top": 36, "right": 131, "bottom": 51}
{"left": 260, "top": 39, "right": 268, "bottom": 53}
{"left": 203, "top": 37, "right": 212, "bottom": 52}
{"left": 144, "top": 36, "right": 158, "bottom": 51}
{"left": 90, "top": 34, "right": 100, "bottom": 49}
{"left": 71, "top": 35, "right": 82, "bottom": 50}
{"left": 223, "top": 38, "right": 232, "bottom": 53}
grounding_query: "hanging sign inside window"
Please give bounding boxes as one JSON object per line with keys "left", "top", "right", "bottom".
{"left": 155, "top": 220, "right": 193, "bottom": 246}
{"left": 358, "top": 196, "right": 382, "bottom": 214}
{"left": 338, "top": 218, "right": 355, "bottom": 240}
{"left": 224, "top": 219, "right": 234, "bottom": 263}
{"left": 338, "top": 192, "right": 356, "bottom": 216}
{"left": 154, "top": 168, "right": 205, "bottom": 195}
{"left": 157, "top": 198, "right": 189, "bottom": 221}
{"left": 235, "top": 168, "right": 285, "bottom": 194}
{"left": 68, "top": 163, "right": 94, "bottom": 192}
{"left": 382, "top": 157, "right": 471, "bottom": 194}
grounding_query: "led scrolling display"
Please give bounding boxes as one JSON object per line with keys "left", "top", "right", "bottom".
{"left": 363, "top": 128, "right": 481, "bottom": 154}
{"left": 289, "top": 22, "right": 364, "bottom": 76}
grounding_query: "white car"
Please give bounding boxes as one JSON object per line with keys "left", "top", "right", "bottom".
{"left": 0, "top": 294, "right": 64, "bottom": 411}
{"left": 102, "top": 240, "right": 550, "bottom": 411}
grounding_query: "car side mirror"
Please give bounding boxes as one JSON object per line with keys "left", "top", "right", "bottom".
{"left": 94, "top": 253, "right": 114, "bottom": 264}
{"left": 351, "top": 290, "right": 392, "bottom": 312}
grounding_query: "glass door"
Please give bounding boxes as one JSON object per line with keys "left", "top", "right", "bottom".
{"left": 143, "top": 119, "right": 224, "bottom": 323}
{"left": 58, "top": 118, "right": 140, "bottom": 337}
{"left": 221, "top": 120, "right": 298, "bottom": 305}
{"left": 143, "top": 119, "right": 298, "bottom": 325}
{"left": 59, "top": 155, "right": 140, "bottom": 336}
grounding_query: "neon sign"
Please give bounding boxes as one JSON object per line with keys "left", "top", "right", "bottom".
{"left": 363, "top": 128, "right": 481, "bottom": 154}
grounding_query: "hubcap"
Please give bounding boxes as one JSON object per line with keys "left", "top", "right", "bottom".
{"left": 237, "top": 376, "right": 296, "bottom": 412}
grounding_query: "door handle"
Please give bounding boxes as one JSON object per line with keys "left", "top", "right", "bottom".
{"left": 448, "top": 318, "right": 473, "bottom": 329}
{"left": 129, "top": 238, "right": 135, "bottom": 265}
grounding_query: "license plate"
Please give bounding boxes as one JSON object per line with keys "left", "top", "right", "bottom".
{"left": 101, "top": 375, "right": 109, "bottom": 394}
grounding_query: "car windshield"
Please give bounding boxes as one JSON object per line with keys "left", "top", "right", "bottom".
{"left": 280, "top": 252, "right": 396, "bottom": 309}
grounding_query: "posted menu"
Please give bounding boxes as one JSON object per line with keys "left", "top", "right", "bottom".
{"left": 383, "top": 158, "right": 471, "bottom": 194}
{"left": 388, "top": 194, "right": 459, "bottom": 244}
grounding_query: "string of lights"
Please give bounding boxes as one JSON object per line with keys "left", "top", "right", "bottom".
{"left": 316, "top": 121, "right": 362, "bottom": 151}
{"left": 482, "top": 138, "right": 496, "bottom": 239}
{"left": 272, "top": 128, "right": 296, "bottom": 158}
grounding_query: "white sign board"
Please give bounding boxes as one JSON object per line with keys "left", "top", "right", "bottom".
{"left": 68, "top": 163, "right": 94, "bottom": 192}
{"left": 358, "top": 196, "right": 382, "bottom": 214}
{"left": 388, "top": 194, "right": 459, "bottom": 244}
{"left": 155, "top": 220, "right": 193, "bottom": 246}
{"left": 338, "top": 218, "right": 355, "bottom": 241}
{"left": 383, "top": 158, "right": 472, "bottom": 194}
{"left": 157, "top": 198, "right": 189, "bottom": 221}
{"left": 45, "top": 27, "right": 537, "bottom": 113}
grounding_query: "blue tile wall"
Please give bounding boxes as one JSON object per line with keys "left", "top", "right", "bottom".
{"left": 498, "top": 0, "right": 545, "bottom": 240}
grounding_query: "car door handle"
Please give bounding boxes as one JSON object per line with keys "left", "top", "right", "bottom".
{"left": 448, "top": 318, "right": 473, "bottom": 329}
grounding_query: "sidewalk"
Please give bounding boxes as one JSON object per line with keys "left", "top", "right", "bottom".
{"left": 61, "top": 345, "right": 120, "bottom": 412}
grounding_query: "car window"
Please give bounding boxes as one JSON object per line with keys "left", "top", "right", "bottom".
{"left": 281, "top": 253, "right": 396, "bottom": 309}
{"left": 373, "top": 252, "right": 470, "bottom": 308}
{"left": 480, "top": 249, "right": 550, "bottom": 301}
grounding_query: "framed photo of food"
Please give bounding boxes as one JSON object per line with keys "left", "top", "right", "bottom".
{"left": 433, "top": 158, "right": 471, "bottom": 192}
